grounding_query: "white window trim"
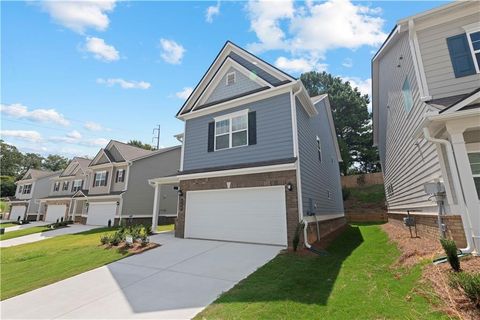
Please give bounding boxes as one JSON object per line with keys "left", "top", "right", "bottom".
{"left": 53, "top": 182, "right": 60, "bottom": 192}
{"left": 72, "top": 179, "right": 82, "bottom": 191}
{"left": 316, "top": 135, "right": 322, "bottom": 163}
{"left": 226, "top": 71, "right": 236, "bottom": 86}
{"left": 116, "top": 169, "right": 125, "bottom": 183}
{"left": 94, "top": 170, "right": 107, "bottom": 187}
{"left": 23, "top": 184, "right": 32, "bottom": 194}
{"left": 463, "top": 22, "right": 480, "bottom": 74}
{"left": 214, "top": 110, "right": 249, "bottom": 151}
{"left": 62, "top": 181, "right": 69, "bottom": 191}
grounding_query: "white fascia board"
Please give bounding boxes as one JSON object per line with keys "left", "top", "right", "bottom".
{"left": 321, "top": 96, "right": 343, "bottom": 162}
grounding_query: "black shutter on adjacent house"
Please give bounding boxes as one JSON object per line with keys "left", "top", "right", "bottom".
{"left": 115, "top": 170, "right": 119, "bottom": 183}
{"left": 207, "top": 122, "right": 215, "bottom": 152}
{"left": 447, "top": 33, "right": 476, "bottom": 78}
{"left": 104, "top": 171, "right": 109, "bottom": 186}
{"left": 248, "top": 111, "right": 257, "bottom": 145}
{"left": 92, "top": 173, "right": 97, "bottom": 187}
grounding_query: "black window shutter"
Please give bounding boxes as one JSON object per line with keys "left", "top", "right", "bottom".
{"left": 447, "top": 33, "right": 476, "bottom": 78}
{"left": 207, "top": 122, "right": 215, "bottom": 152}
{"left": 93, "top": 173, "right": 97, "bottom": 187}
{"left": 248, "top": 111, "right": 257, "bottom": 145}
{"left": 80, "top": 180, "right": 83, "bottom": 189}
{"left": 115, "top": 170, "right": 119, "bottom": 183}
{"left": 104, "top": 171, "right": 109, "bottom": 186}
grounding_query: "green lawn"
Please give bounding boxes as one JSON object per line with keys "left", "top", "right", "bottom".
{"left": 157, "top": 224, "right": 175, "bottom": 232}
{"left": 0, "top": 200, "right": 10, "bottom": 215}
{"left": 0, "top": 227, "right": 127, "bottom": 300}
{"left": 0, "top": 225, "right": 51, "bottom": 241}
{"left": 196, "top": 224, "right": 448, "bottom": 320}
{"left": 348, "top": 184, "right": 386, "bottom": 204}
{"left": 0, "top": 222, "right": 17, "bottom": 229}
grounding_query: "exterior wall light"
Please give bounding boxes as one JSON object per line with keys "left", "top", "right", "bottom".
{"left": 286, "top": 183, "right": 293, "bottom": 191}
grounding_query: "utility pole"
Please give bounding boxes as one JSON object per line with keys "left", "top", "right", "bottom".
{"left": 152, "top": 125, "right": 160, "bottom": 150}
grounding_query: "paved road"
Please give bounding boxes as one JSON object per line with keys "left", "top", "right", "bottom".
{"left": 1, "top": 231, "right": 282, "bottom": 319}
{"left": 0, "top": 224, "right": 97, "bottom": 247}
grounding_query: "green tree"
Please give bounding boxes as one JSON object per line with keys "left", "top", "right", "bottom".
{"left": 300, "top": 71, "right": 380, "bottom": 175}
{"left": 0, "top": 176, "right": 16, "bottom": 197}
{"left": 21, "top": 153, "right": 44, "bottom": 176}
{"left": 127, "top": 140, "right": 154, "bottom": 150}
{"left": 43, "top": 154, "right": 69, "bottom": 172}
{"left": 0, "top": 140, "right": 23, "bottom": 177}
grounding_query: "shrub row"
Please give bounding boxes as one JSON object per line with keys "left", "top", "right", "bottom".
{"left": 100, "top": 224, "right": 152, "bottom": 247}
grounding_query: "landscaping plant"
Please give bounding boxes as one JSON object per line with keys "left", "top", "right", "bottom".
{"left": 109, "top": 231, "right": 122, "bottom": 246}
{"left": 449, "top": 272, "right": 480, "bottom": 307}
{"left": 100, "top": 234, "right": 110, "bottom": 245}
{"left": 440, "top": 238, "right": 461, "bottom": 272}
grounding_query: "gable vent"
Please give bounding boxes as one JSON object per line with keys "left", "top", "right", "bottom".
{"left": 226, "top": 72, "right": 236, "bottom": 86}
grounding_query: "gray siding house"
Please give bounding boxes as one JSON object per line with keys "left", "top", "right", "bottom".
{"left": 372, "top": 1, "right": 480, "bottom": 253}
{"left": 8, "top": 169, "right": 59, "bottom": 221}
{"left": 150, "top": 41, "right": 344, "bottom": 248}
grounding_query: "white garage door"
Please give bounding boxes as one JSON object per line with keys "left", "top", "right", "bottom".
{"left": 185, "top": 186, "right": 287, "bottom": 246}
{"left": 9, "top": 205, "right": 26, "bottom": 221}
{"left": 45, "top": 205, "right": 67, "bottom": 222}
{"left": 87, "top": 202, "right": 117, "bottom": 226}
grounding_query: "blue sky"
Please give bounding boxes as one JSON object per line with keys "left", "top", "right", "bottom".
{"left": 1, "top": 0, "right": 448, "bottom": 158}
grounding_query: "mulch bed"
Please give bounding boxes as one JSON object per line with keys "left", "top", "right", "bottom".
{"left": 381, "top": 222, "right": 480, "bottom": 319}
{"left": 101, "top": 242, "right": 159, "bottom": 255}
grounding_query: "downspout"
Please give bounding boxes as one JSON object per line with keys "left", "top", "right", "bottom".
{"left": 302, "top": 218, "right": 311, "bottom": 249}
{"left": 423, "top": 127, "right": 475, "bottom": 253}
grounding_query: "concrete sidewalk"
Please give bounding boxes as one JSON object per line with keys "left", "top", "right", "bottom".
{"left": 0, "top": 231, "right": 282, "bottom": 319}
{"left": 0, "top": 224, "right": 98, "bottom": 247}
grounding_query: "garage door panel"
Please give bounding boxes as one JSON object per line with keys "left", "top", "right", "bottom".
{"left": 46, "top": 205, "right": 67, "bottom": 222}
{"left": 185, "top": 186, "right": 287, "bottom": 246}
{"left": 10, "top": 206, "right": 26, "bottom": 221}
{"left": 86, "top": 203, "right": 116, "bottom": 226}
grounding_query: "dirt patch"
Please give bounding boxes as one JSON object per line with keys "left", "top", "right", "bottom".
{"left": 101, "top": 242, "right": 159, "bottom": 255}
{"left": 382, "top": 222, "right": 480, "bottom": 319}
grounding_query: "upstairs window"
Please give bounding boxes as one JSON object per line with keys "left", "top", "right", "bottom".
{"left": 72, "top": 179, "right": 83, "bottom": 192}
{"left": 214, "top": 111, "right": 248, "bottom": 151}
{"left": 316, "top": 136, "right": 322, "bottom": 162}
{"left": 93, "top": 171, "right": 108, "bottom": 187}
{"left": 53, "top": 182, "right": 60, "bottom": 192}
{"left": 467, "top": 31, "right": 480, "bottom": 73}
{"left": 226, "top": 72, "right": 236, "bottom": 86}
{"left": 62, "top": 181, "right": 69, "bottom": 191}
{"left": 115, "top": 169, "right": 125, "bottom": 183}
{"left": 468, "top": 152, "right": 480, "bottom": 199}
{"left": 23, "top": 184, "right": 32, "bottom": 194}
{"left": 18, "top": 185, "right": 23, "bottom": 194}
{"left": 402, "top": 77, "right": 414, "bottom": 113}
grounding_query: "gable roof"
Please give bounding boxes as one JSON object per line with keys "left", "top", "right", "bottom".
{"left": 59, "top": 157, "right": 92, "bottom": 177}
{"left": 89, "top": 140, "right": 158, "bottom": 167}
{"left": 19, "top": 169, "right": 59, "bottom": 182}
{"left": 176, "top": 41, "right": 296, "bottom": 117}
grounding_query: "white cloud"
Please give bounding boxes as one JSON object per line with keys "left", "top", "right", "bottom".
{"left": 206, "top": 2, "right": 221, "bottom": 23}
{"left": 342, "top": 58, "right": 353, "bottom": 68}
{"left": 1, "top": 130, "right": 42, "bottom": 142}
{"left": 159, "top": 39, "right": 185, "bottom": 65}
{"left": 246, "top": 0, "right": 386, "bottom": 72}
{"left": 84, "top": 37, "right": 119, "bottom": 62}
{"left": 49, "top": 135, "right": 108, "bottom": 147}
{"left": 1, "top": 103, "right": 70, "bottom": 126}
{"left": 84, "top": 121, "right": 104, "bottom": 131}
{"left": 175, "top": 87, "right": 193, "bottom": 100}
{"left": 88, "top": 138, "right": 109, "bottom": 146}
{"left": 274, "top": 56, "right": 326, "bottom": 73}
{"left": 41, "top": 0, "right": 116, "bottom": 34}
{"left": 342, "top": 76, "right": 372, "bottom": 110}
{"left": 66, "top": 130, "right": 82, "bottom": 139}
{"left": 96, "top": 78, "right": 151, "bottom": 89}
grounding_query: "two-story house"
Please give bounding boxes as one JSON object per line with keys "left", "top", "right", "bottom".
{"left": 38, "top": 157, "right": 91, "bottom": 222}
{"left": 72, "top": 140, "right": 181, "bottom": 226}
{"left": 372, "top": 1, "right": 480, "bottom": 254}
{"left": 8, "top": 169, "right": 59, "bottom": 221}
{"left": 149, "top": 41, "right": 344, "bottom": 248}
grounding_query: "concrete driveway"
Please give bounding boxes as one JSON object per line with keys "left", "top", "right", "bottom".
{"left": 0, "top": 231, "right": 282, "bottom": 319}
{"left": 0, "top": 224, "right": 97, "bottom": 248}
{"left": 3, "top": 221, "right": 49, "bottom": 232}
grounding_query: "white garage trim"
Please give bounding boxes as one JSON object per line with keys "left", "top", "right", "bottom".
{"left": 45, "top": 205, "right": 67, "bottom": 222}
{"left": 185, "top": 186, "right": 288, "bottom": 246}
{"left": 86, "top": 202, "right": 117, "bottom": 226}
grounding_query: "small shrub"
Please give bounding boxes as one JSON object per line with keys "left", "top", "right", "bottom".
{"left": 449, "top": 272, "right": 480, "bottom": 306}
{"left": 100, "top": 234, "right": 110, "bottom": 245}
{"left": 342, "top": 188, "right": 351, "bottom": 201}
{"left": 143, "top": 224, "right": 152, "bottom": 235}
{"left": 128, "top": 225, "right": 141, "bottom": 239}
{"left": 292, "top": 222, "right": 304, "bottom": 252}
{"left": 440, "top": 238, "right": 461, "bottom": 272}
{"left": 109, "top": 231, "right": 122, "bottom": 246}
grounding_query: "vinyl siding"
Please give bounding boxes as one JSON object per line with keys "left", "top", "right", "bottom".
{"left": 122, "top": 147, "right": 181, "bottom": 218}
{"left": 377, "top": 32, "right": 444, "bottom": 213}
{"left": 49, "top": 171, "right": 86, "bottom": 196}
{"left": 296, "top": 98, "right": 344, "bottom": 216}
{"left": 29, "top": 175, "right": 57, "bottom": 214}
{"left": 183, "top": 93, "right": 294, "bottom": 171}
{"left": 88, "top": 167, "right": 114, "bottom": 195}
{"left": 111, "top": 165, "right": 128, "bottom": 192}
{"left": 206, "top": 67, "right": 262, "bottom": 104}
{"left": 417, "top": 13, "right": 480, "bottom": 99}
{"left": 228, "top": 52, "right": 284, "bottom": 86}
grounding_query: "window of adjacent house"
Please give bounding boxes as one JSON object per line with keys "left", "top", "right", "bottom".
{"left": 94, "top": 171, "right": 107, "bottom": 187}
{"left": 402, "top": 77, "right": 414, "bottom": 113}
{"left": 467, "top": 30, "right": 480, "bottom": 73}
{"left": 316, "top": 136, "right": 322, "bottom": 162}
{"left": 18, "top": 185, "right": 23, "bottom": 194}
{"left": 72, "top": 179, "right": 82, "bottom": 192}
{"left": 467, "top": 152, "right": 480, "bottom": 199}
{"left": 53, "top": 182, "right": 60, "bottom": 192}
{"left": 62, "top": 181, "right": 69, "bottom": 191}
{"left": 215, "top": 112, "right": 248, "bottom": 151}
{"left": 226, "top": 72, "right": 236, "bottom": 86}
{"left": 116, "top": 169, "right": 125, "bottom": 183}
{"left": 23, "top": 184, "right": 32, "bottom": 194}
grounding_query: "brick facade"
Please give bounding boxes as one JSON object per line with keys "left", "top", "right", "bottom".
{"left": 175, "top": 170, "right": 299, "bottom": 247}
{"left": 388, "top": 213, "right": 467, "bottom": 248}
{"left": 305, "top": 217, "right": 347, "bottom": 244}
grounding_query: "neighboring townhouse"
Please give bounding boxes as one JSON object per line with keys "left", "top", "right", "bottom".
{"left": 149, "top": 41, "right": 344, "bottom": 248}
{"left": 72, "top": 140, "right": 181, "bottom": 226}
{"left": 38, "top": 157, "right": 91, "bottom": 222}
{"left": 8, "top": 169, "right": 59, "bottom": 221}
{"left": 372, "top": 1, "right": 480, "bottom": 253}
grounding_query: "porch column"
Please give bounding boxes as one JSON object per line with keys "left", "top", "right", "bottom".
{"left": 447, "top": 125, "right": 480, "bottom": 252}
{"left": 151, "top": 184, "right": 161, "bottom": 232}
